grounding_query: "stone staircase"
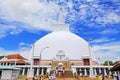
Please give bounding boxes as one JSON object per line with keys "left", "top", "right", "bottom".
{"left": 50, "top": 61, "right": 74, "bottom": 79}
{"left": 64, "top": 70, "right": 73, "bottom": 78}
{"left": 52, "top": 61, "right": 70, "bottom": 69}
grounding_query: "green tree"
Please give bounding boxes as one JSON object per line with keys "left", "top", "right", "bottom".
{"left": 103, "top": 60, "right": 114, "bottom": 66}
{"left": 0, "top": 56, "right": 4, "bottom": 59}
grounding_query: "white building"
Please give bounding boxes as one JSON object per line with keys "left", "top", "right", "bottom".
{"left": 0, "top": 66, "right": 20, "bottom": 80}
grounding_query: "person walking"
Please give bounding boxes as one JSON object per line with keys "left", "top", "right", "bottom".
{"left": 114, "top": 74, "right": 119, "bottom": 80}
{"left": 98, "top": 73, "right": 102, "bottom": 80}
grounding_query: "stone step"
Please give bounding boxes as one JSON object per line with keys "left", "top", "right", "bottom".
{"left": 52, "top": 61, "right": 70, "bottom": 69}
{"left": 44, "top": 77, "right": 113, "bottom": 80}
{"left": 64, "top": 70, "right": 73, "bottom": 78}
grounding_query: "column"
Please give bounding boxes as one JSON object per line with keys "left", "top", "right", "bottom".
{"left": 118, "top": 71, "right": 120, "bottom": 79}
{"left": 109, "top": 71, "right": 112, "bottom": 76}
{"left": 84, "top": 68, "right": 87, "bottom": 76}
{"left": 104, "top": 68, "right": 107, "bottom": 76}
{"left": 27, "top": 68, "right": 30, "bottom": 76}
{"left": 114, "top": 71, "right": 117, "bottom": 75}
{"left": 94, "top": 68, "right": 97, "bottom": 76}
{"left": 3, "top": 62, "right": 5, "bottom": 66}
{"left": 6, "top": 62, "right": 8, "bottom": 66}
{"left": 99, "top": 68, "right": 101, "bottom": 73}
{"left": 41, "top": 68, "right": 44, "bottom": 76}
{"left": 37, "top": 68, "right": 39, "bottom": 76}
{"left": 79, "top": 68, "right": 82, "bottom": 76}
{"left": 9, "top": 63, "right": 11, "bottom": 66}
{"left": 22, "top": 68, "right": 25, "bottom": 75}
{"left": 47, "top": 67, "right": 51, "bottom": 75}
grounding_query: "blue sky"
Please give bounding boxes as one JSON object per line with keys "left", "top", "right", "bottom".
{"left": 0, "top": 0, "right": 120, "bottom": 62}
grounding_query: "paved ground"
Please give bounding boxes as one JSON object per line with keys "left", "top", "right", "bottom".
{"left": 19, "top": 77, "right": 114, "bottom": 80}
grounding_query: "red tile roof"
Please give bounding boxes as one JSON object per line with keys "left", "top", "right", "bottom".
{"left": 6, "top": 54, "right": 26, "bottom": 60}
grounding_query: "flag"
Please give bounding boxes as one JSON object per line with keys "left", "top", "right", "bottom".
{"left": 88, "top": 38, "right": 93, "bottom": 41}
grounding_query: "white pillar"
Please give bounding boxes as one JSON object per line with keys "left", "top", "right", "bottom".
{"left": 9, "top": 63, "right": 11, "bottom": 66}
{"left": 99, "top": 68, "right": 101, "bottom": 73}
{"left": 27, "top": 45, "right": 34, "bottom": 78}
{"left": 104, "top": 68, "right": 107, "bottom": 76}
{"left": 88, "top": 44, "right": 94, "bottom": 77}
{"left": 37, "top": 68, "right": 39, "bottom": 76}
{"left": 22, "top": 68, "right": 25, "bottom": 75}
{"left": 109, "top": 71, "right": 112, "bottom": 76}
{"left": 84, "top": 68, "right": 87, "bottom": 76}
{"left": 27, "top": 68, "right": 30, "bottom": 76}
{"left": 94, "top": 68, "right": 97, "bottom": 76}
{"left": 41, "top": 68, "right": 44, "bottom": 76}
{"left": 79, "top": 68, "right": 82, "bottom": 76}
{"left": 47, "top": 67, "right": 51, "bottom": 75}
{"left": 6, "top": 62, "right": 8, "bottom": 66}
{"left": 118, "top": 71, "right": 120, "bottom": 79}
{"left": 3, "top": 62, "right": 5, "bottom": 66}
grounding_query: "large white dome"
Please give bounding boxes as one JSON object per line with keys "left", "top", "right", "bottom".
{"left": 33, "top": 31, "right": 90, "bottom": 60}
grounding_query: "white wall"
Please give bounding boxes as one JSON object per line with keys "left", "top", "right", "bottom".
{"left": 11, "top": 70, "right": 20, "bottom": 80}
{"left": 1, "top": 70, "right": 12, "bottom": 79}
{"left": 1, "top": 70, "right": 20, "bottom": 80}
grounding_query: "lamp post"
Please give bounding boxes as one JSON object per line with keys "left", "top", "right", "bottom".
{"left": 39, "top": 46, "right": 49, "bottom": 76}
{"left": 88, "top": 38, "right": 94, "bottom": 77}
{"left": 88, "top": 44, "right": 94, "bottom": 77}
{"left": 27, "top": 44, "right": 35, "bottom": 79}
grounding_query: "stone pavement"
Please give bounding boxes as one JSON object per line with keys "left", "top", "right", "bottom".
{"left": 19, "top": 77, "right": 114, "bottom": 80}
{"left": 44, "top": 77, "right": 113, "bottom": 80}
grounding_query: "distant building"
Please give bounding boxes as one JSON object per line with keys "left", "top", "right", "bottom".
{"left": 0, "top": 66, "right": 20, "bottom": 80}
{"left": 0, "top": 54, "right": 29, "bottom": 66}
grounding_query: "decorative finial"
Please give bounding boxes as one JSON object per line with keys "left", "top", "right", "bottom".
{"left": 51, "top": 7, "right": 69, "bottom": 31}
{"left": 58, "top": 7, "right": 65, "bottom": 23}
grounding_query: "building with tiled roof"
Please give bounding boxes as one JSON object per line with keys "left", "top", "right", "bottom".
{"left": 5, "top": 54, "right": 26, "bottom": 60}
{"left": 0, "top": 54, "right": 29, "bottom": 66}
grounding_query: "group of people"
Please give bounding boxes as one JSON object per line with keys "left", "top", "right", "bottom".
{"left": 114, "top": 74, "right": 119, "bottom": 80}
{"left": 33, "top": 76, "right": 42, "bottom": 80}
{"left": 48, "top": 73, "right": 56, "bottom": 80}
{"left": 48, "top": 65, "right": 65, "bottom": 80}
{"left": 56, "top": 65, "right": 65, "bottom": 78}
{"left": 98, "top": 73, "right": 119, "bottom": 80}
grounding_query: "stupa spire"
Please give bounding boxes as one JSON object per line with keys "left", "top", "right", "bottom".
{"left": 58, "top": 7, "right": 65, "bottom": 23}
{"left": 51, "top": 7, "right": 69, "bottom": 31}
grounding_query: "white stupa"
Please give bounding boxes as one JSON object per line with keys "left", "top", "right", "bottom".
{"left": 33, "top": 8, "right": 90, "bottom": 60}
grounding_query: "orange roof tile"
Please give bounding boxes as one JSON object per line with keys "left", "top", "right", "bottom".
{"left": 6, "top": 54, "right": 26, "bottom": 60}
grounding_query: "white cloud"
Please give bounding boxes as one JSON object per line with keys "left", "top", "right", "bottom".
{"left": 99, "top": 29, "right": 119, "bottom": 35}
{"left": 0, "top": 0, "right": 120, "bottom": 37}
{"left": 19, "top": 42, "right": 32, "bottom": 47}
{"left": 67, "top": 2, "right": 73, "bottom": 9}
{"left": 0, "top": 43, "right": 32, "bottom": 60}
{"left": 91, "top": 38, "right": 115, "bottom": 43}
{"left": 92, "top": 41, "right": 120, "bottom": 63}
{"left": 96, "top": 12, "right": 120, "bottom": 24}
{"left": 0, "top": 0, "right": 59, "bottom": 30}
{"left": 0, "top": 24, "right": 23, "bottom": 38}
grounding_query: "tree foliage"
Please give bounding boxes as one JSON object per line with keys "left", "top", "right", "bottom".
{"left": 103, "top": 60, "right": 114, "bottom": 66}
